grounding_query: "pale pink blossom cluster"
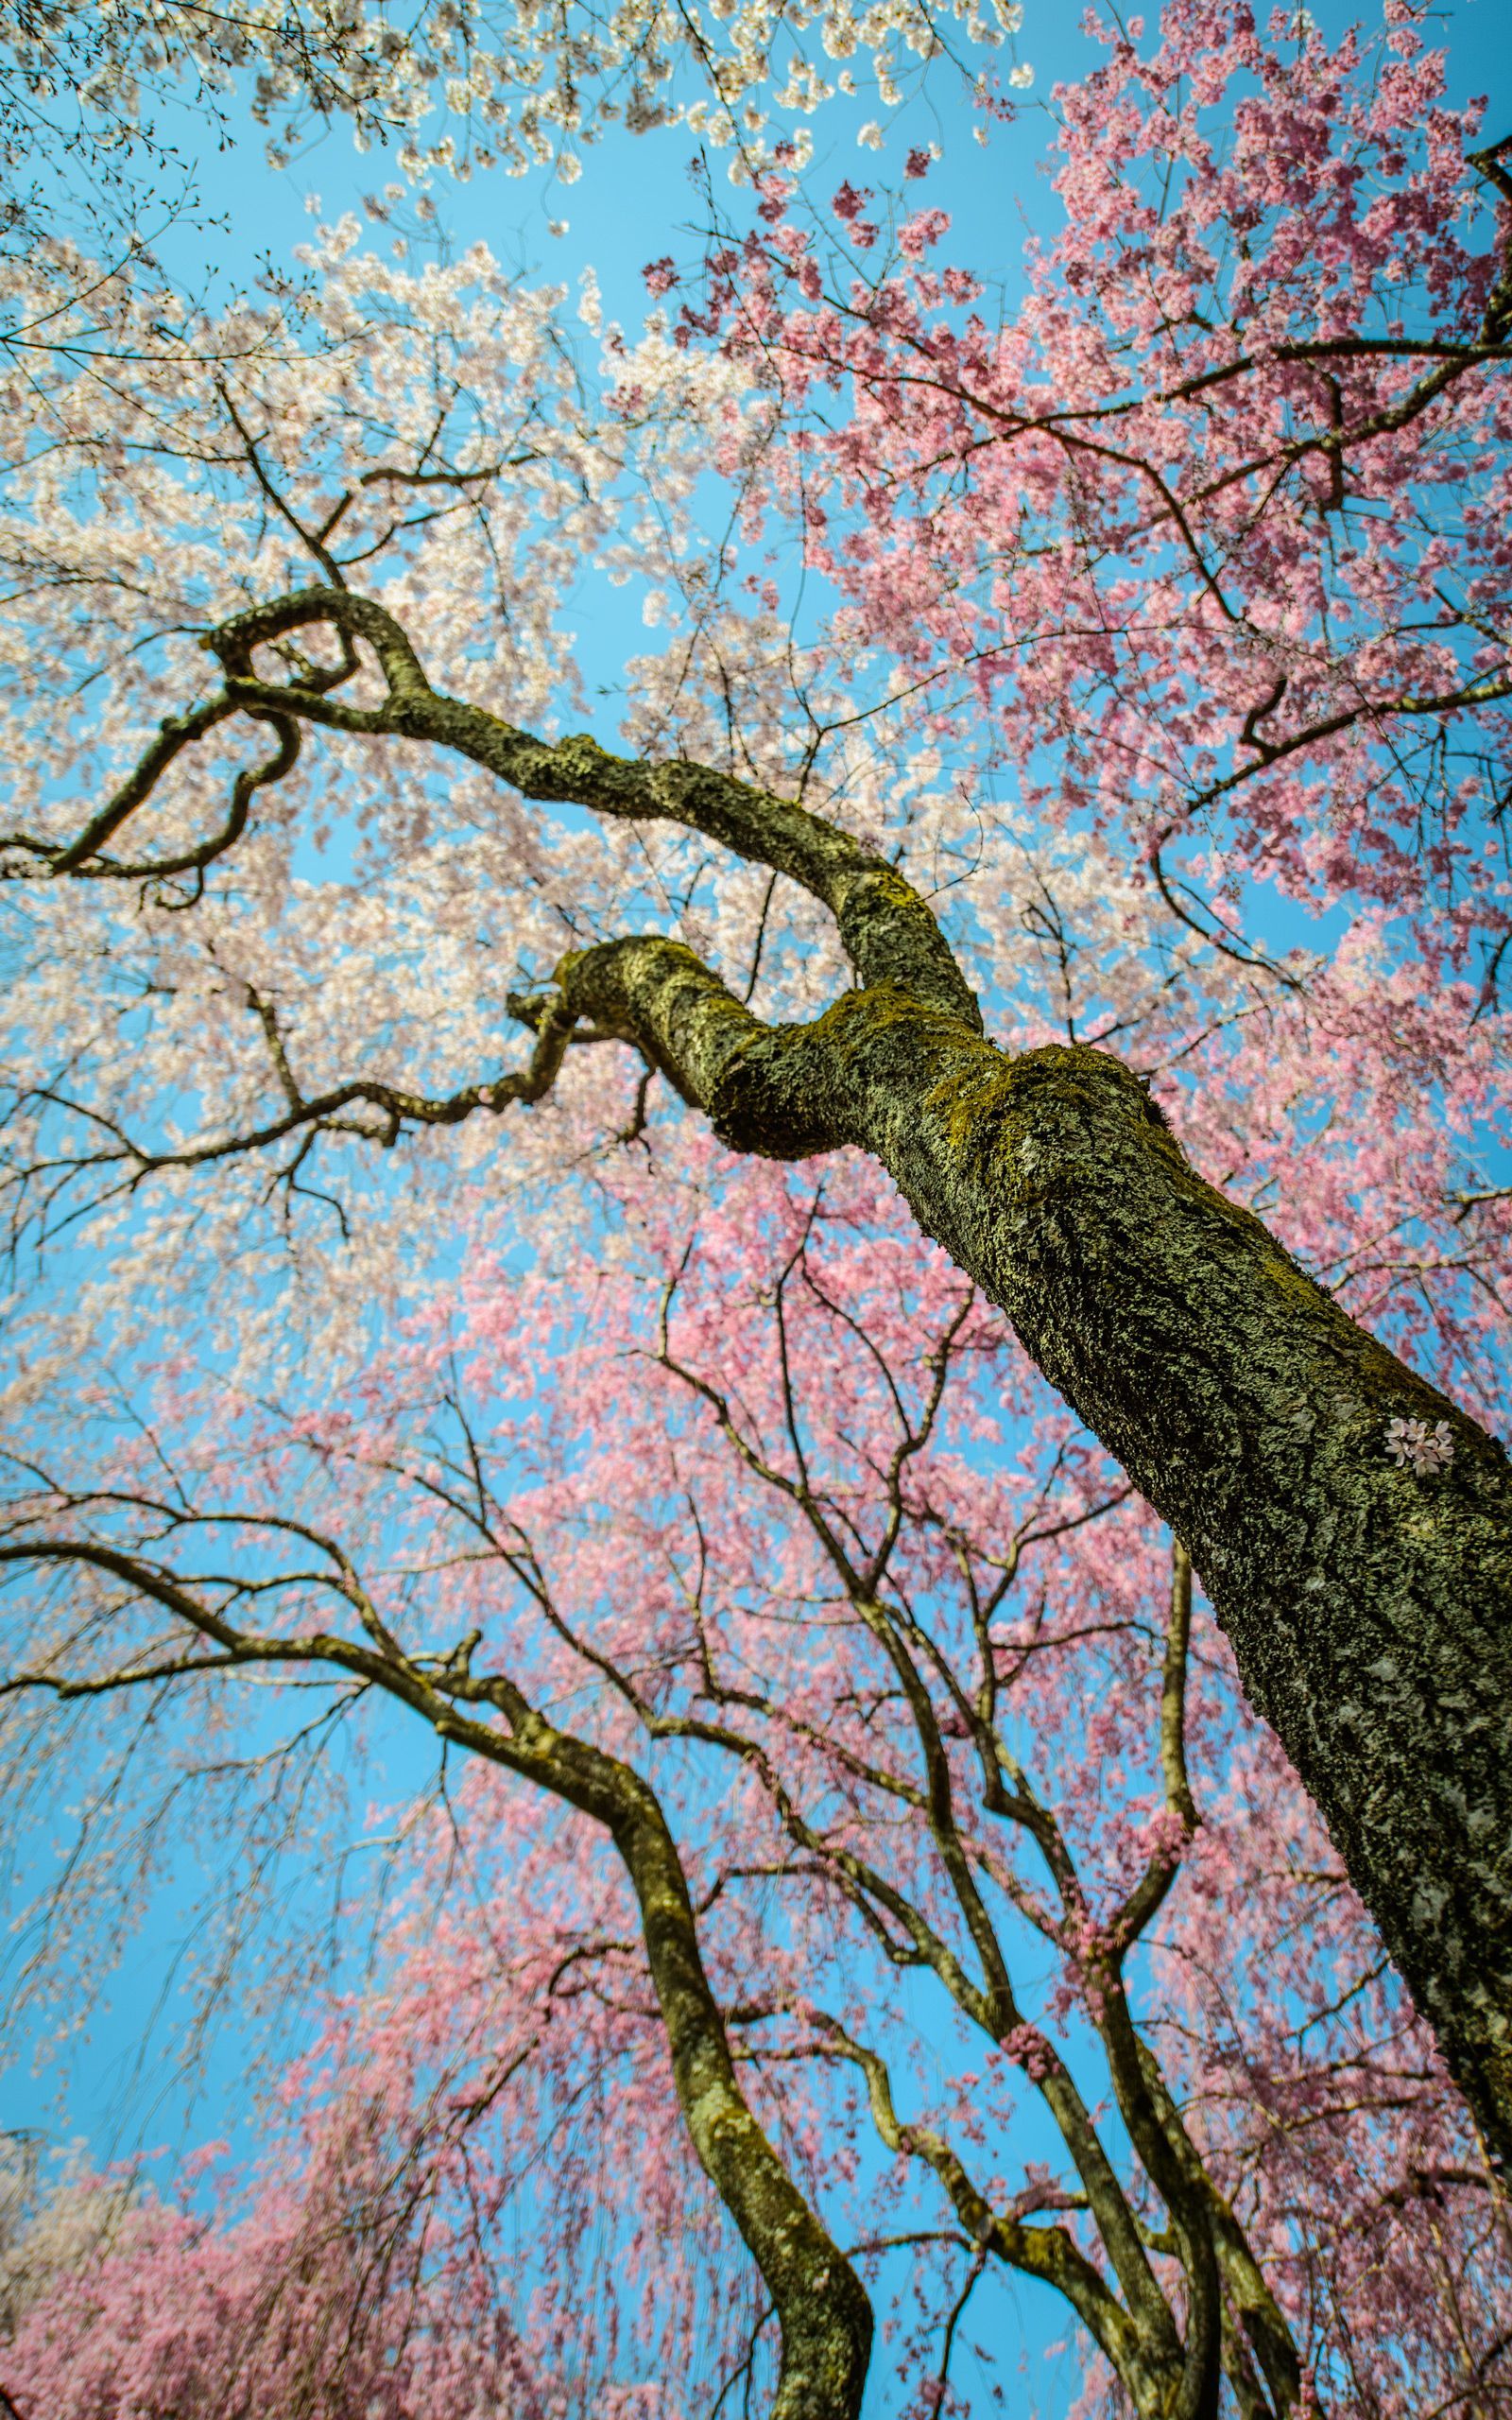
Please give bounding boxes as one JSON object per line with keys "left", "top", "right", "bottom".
{"left": 1384, "top": 1414, "right": 1457, "bottom": 1476}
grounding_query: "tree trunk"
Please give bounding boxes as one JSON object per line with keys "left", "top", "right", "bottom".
{"left": 555, "top": 931, "right": 1512, "bottom": 2175}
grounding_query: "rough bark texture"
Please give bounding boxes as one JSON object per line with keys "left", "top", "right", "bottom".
{"left": 46, "top": 582, "right": 1512, "bottom": 2177}
{"left": 554, "top": 937, "right": 1512, "bottom": 2176}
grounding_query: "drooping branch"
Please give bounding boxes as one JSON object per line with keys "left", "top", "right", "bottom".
{"left": 18, "top": 581, "right": 976, "bottom": 1026}
{"left": 799, "top": 2013, "right": 1163, "bottom": 2405}
{"left": 0, "top": 699, "right": 301, "bottom": 888}
{"left": 0, "top": 1526, "right": 872, "bottom": 2420}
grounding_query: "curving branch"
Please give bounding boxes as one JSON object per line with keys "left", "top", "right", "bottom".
{"left": 1110, "top": 1542, "right": 1199, "bottom": 1956}
{"left": 800, "top": 2012, "right": 1163, "bottom": 2401}
{"left": 0, "top": 695, "right": 295, "bottom": 885}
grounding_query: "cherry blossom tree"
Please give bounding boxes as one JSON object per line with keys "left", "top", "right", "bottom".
{"left": 1, "top": 2, "right": 1510, "bottom": 2412}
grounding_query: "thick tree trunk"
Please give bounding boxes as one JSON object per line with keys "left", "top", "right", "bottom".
{"left": 555, "top": 934, "right": 1512, "bottom": 2175}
